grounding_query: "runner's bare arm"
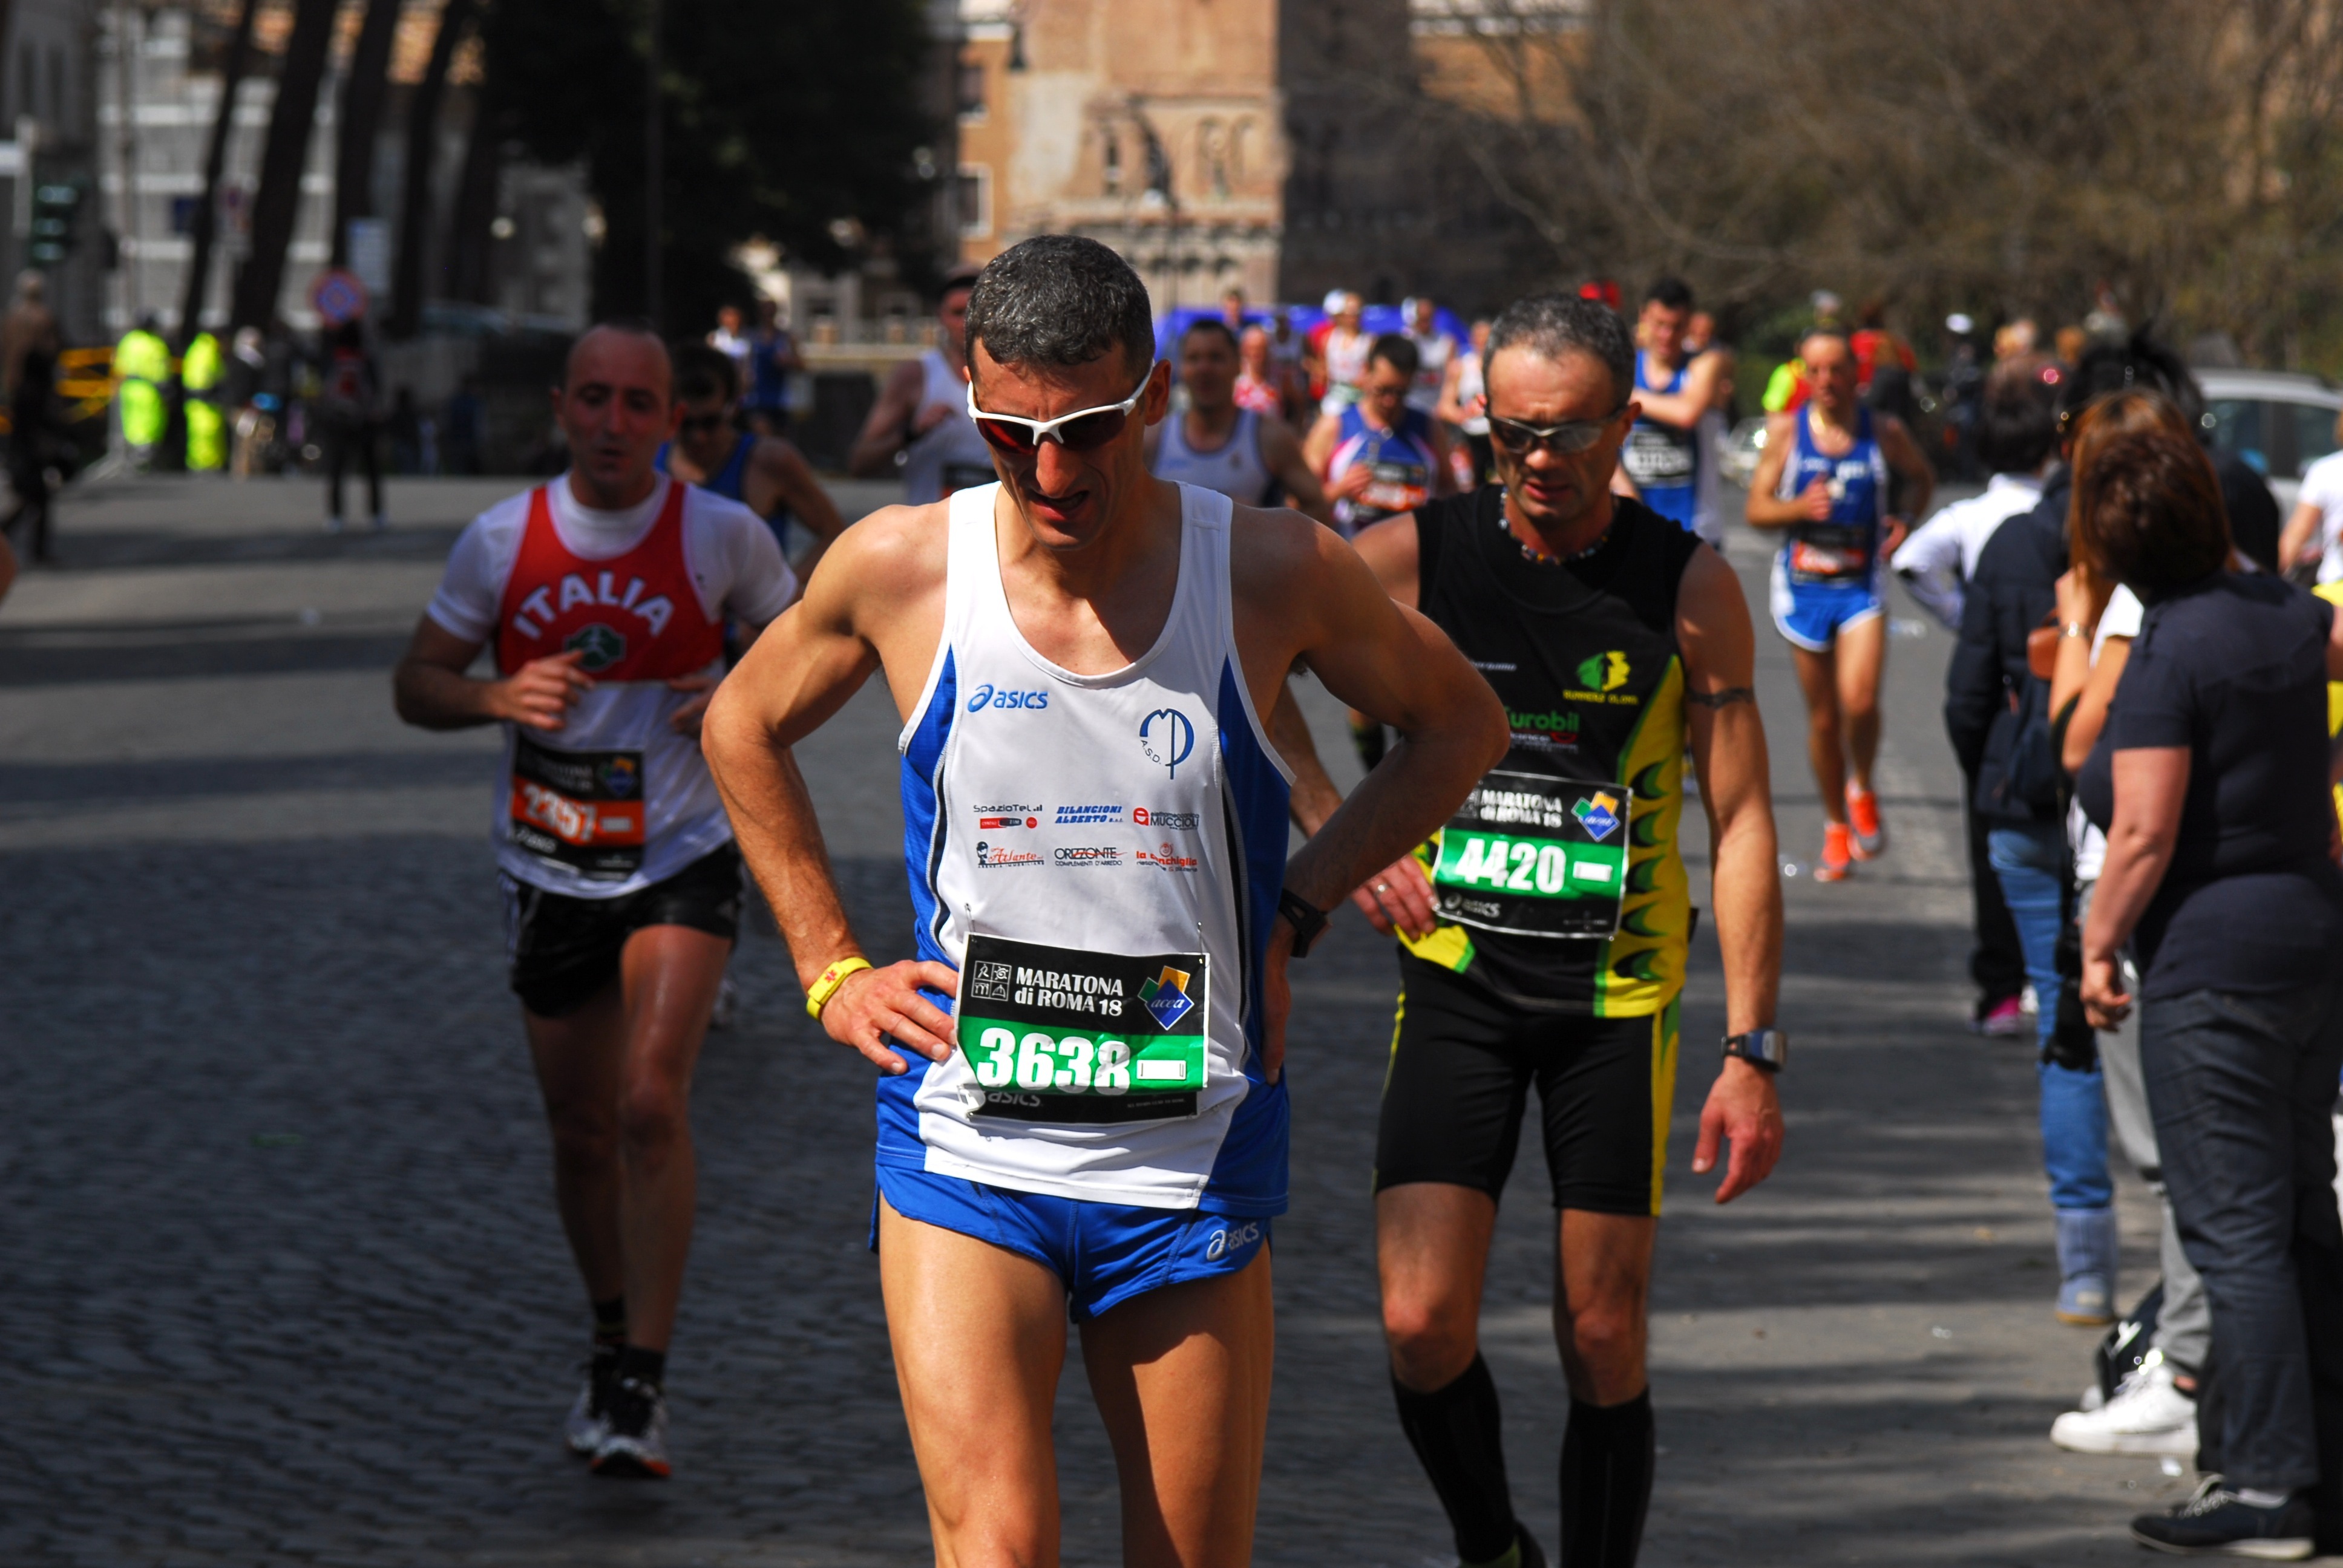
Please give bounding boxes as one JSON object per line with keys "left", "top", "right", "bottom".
{"left": 1257, "top": 416, "right": 1332, "bottom": 526}
{"left": 1427, "top": 420, "right": 1458, "bottom": 498}
{"left": 2280, "top": 500, "right": 2322, "bottom": 573}
{"left": 1432, "top": 355, "right": 1473, "bottom": 428}
{"left": 1301, "top": 411, "right": 1340, "bottom": 477}
{"left": 1339, "top": 511, "right": 1443, "bottom": 936}
{"left": 1676, "top": 547, "right": 1785, "bottom": 1203}
{"left": 703, "top": 508, "right": 961, "bottom": 1073}
{"left": 756, "top": 438, "right": 850, "bottom": 584}
{"left": 847, "top": 359, "right": 930, "bottom": 478}
{"left": 1234, "top": 512, "right": 1507, "bottom": 916}
{"left": 1629, "top": 354, "right": 1722, "bottom": 428}
{"left": 1877, "top": 414, "right": 1934, "bottom": 552}
{"left": 1743, "top": 413, "right": 1825, "bottom": 527}
{"left": 392, "top": 615, "right": 592, "bottom": 733}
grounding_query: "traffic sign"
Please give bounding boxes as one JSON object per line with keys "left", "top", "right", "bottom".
{"left": 310, "top": 267, "right": 368, "bottom": 324}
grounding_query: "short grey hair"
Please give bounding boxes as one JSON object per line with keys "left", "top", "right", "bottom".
{"left": 965, "top": 235, "right": 1156, "bottom": 387}
{"left": 1486, "top": 293, "right": 1635, "bottom": 406}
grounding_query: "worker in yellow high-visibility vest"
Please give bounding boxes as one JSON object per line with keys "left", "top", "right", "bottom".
{"left": 114, "top": 315, "right": 169, "bottom": 463}
{"left": 182, "top": 330, "right": 225, "bottom": 471}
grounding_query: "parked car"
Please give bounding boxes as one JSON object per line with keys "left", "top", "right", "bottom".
{"left": 2195, "top": 368, "right": 2343, "bottom": 514}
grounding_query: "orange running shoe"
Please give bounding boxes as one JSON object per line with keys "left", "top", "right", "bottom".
{"left": 1847, "top": 785, "right": 1886, "bottom": 860}
{"left": 1813, "top": 822, "right": 1855, "bottom": 882}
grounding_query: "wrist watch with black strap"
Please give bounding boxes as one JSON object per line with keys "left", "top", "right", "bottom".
{"left": 1722, "top": 1027, "right": 1788, "bottom": 1073}
{"left": 1277, "top": 887, "right": 1329, "bottom": 958}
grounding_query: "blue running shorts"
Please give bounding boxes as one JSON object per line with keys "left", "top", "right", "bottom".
{"left": 1769, "top": 556, "right": 1884, "bottom": 653}
{"left": 874, "top": 1164, "right": 1271, "bottom": 1322}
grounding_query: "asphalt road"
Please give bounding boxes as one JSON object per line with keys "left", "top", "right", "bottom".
{"left": 1, "top": 471, "right": 2286, "bottom": 1565}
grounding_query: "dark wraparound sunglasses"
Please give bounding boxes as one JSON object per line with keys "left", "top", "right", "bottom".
{"left": 1487, "top": 405, "right": 1630, "bottom": 457}
{"left": 966, "top": 377, "right": 1150, "bottom": 457}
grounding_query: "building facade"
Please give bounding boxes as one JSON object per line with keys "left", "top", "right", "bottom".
{"left": 949, "top": 0, "right": 1559, "bottom": 315}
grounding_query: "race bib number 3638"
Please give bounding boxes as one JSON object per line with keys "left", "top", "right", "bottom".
{"left": 1429, "top": 769, "right": 1629, "bottom": 938}
{"left": 955, "top": 934, "right": 1207, "bottom": 1124}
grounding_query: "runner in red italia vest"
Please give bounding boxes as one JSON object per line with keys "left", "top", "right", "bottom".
{"left": 393, "top": 324, "right": 796, "bottom": 1479}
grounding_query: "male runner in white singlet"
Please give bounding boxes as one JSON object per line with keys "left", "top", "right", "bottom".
{"left": 1147, "top": 317, "right": 1330, "bottom": 524}
{"left": 850, "top": 263, "right": 994, "bottom": 503}
{"left": 393, "top": 325, "right": 798, "bottom": 1477}
{"left": 705, "top": 237, "right": 1507, "bottom": 1564}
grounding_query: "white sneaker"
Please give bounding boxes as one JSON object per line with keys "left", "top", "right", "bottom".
{"left": 2051, "top": 1350, "right": 2198, "bottom": 1456}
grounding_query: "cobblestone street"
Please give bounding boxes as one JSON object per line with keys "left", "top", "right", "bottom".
{"left": 1, "top": 475, "right": 2270, "bottom": 1564}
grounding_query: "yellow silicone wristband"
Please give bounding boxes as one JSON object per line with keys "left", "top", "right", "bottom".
{"left": 805, "top": 956, "right": 874, "bottom": 1020}
{"left": 805, "top": 947, "right": 880, "bottom": 1022}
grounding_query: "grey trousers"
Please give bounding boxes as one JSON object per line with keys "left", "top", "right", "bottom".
{"left": 2078, "top": 880, "right": 2212, "bottom": 1373}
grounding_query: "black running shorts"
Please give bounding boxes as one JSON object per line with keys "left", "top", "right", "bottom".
{"left": 500, "top": 844, "right": 743, "bottom": 1018}
{"left": 1375, "top": 951, "right": 1682, "bottom": 1216}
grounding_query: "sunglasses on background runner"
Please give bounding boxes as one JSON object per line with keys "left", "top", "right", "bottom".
{"left": 1486, "top": 406, "right": 1630, "bottom": 457}
{"left": 966, "top": 378, "right": 1150, "bottom": 457}
{"left": 678, "top": 413, "right": 730, "bottom": 436}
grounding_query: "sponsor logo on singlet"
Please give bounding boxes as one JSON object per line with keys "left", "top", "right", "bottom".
{"left": 1507, "top": 708, "right": 1581, "bottom": 751}
{"left": 1054, "top": 845, "right": 1122, "bottom": 867}
{"left": 564, "top": 622, "right": 629, "bottom": 672}
{"left": 1135, "top": 841, "right": 1199, "bottom": 872}
{"left": 1055, "top": 804, "right": 1125, "bottom": 825}
{"left": 1573, "top": 791, "right": 1624, "bottom": 841}
{"left": 975, "top": 840, "right": 1041, "bottom": 867}
{"left": 1139, "top": 708, "right": 1196, "bottom": 778}
{"left": 1133, "top": 808, "right": 1200, "bottom": 829}
{"left": 1564, "top": 651, "right": 1640, "bottom": 707}
{"left": 978, "top": 815, "right": 1038, "bottom": 829}
{"left": 968, "top": 682, "right": 1049, "bottom": 713}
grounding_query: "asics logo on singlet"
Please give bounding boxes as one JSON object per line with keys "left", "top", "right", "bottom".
{"left": 968, "top": 682, "right": 1049, "bottom": 713}
{"left": 1139, "top": 708, "right": 1195, "bottom": 779}
{"left": 1204, "top": 1221, "right": 1262, "bottom": 1262}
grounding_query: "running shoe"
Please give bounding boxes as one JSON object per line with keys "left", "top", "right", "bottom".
{"left": 2131, "top": 1477, "right": 2312, "bottom": 1558}
{"left": 1846, "top": 785, "right": 1886, "bottom": 859}
{"left": 565, "top": 1349, "right": 617, "bottom": 1455}
{"left": 2050, "top": 1350, "right": 2198, "bottom": 1456}
{"left": 1973, "top": 995, "right": 2028, "bottom": 1037}
{"left": 591, "top": 1374, "right": 671, "bottom": 1478}
{"left": 1812, "top": 822, "right": 1855, "bottom": 883}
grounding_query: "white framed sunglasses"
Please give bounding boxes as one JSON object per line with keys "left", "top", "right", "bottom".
{"left": 965, "top": 375, "right": 1152, "bottom": 456}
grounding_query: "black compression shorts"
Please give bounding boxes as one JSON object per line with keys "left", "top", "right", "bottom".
{"left": 500, "top": 844, "right": 742, "bottom": 1018}
{"left": 1375, "top": 952, "right": 1681, "bottom": 1217}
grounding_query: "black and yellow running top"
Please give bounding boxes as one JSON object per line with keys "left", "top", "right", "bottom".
{"left": 1400, "top": 488, "right": 1701, "bottom": 1016}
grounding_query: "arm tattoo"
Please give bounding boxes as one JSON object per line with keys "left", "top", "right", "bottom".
{"left": 1686, "top": 686, "right": 1755, "bottom": 710}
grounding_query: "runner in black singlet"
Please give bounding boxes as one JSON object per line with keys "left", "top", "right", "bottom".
{"left": 1285, "top": 293, "right": 1789, "bottom": 1568}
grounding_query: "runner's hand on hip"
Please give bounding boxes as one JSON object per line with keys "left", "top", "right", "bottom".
{"left": 822, "top": 959, "right": 962, "bottom": 1074}
{"left": 1350, "top": 854, "right": 1437, "bottom": 940}
{"left": 666, "top": 672, "right": 719, "bottom": 736}
{"left": 1693, "top": 1058, "right": 1783, "bottom": 1203}
{"left": 494, "top": 649, "right": 592, "bottom": 731}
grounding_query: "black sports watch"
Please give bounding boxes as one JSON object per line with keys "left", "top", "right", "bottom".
{"left": 1277, "top": 887, "right": 1330, "bottom": 958}
{"left": 1721, "top": 1028, "right": 1788, "bottom": 1073}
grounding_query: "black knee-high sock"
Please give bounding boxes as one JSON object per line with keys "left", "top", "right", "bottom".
{"left": 1393, "top": 1355, "right": 1519, "bottom": 1564}
{"left": 1559, "top": 1392, "right": 1654, "bottom": 1568}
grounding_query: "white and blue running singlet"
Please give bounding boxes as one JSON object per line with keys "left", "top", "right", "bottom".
{"left": 1623, "top": 351, "right": 1700, "bottom": 532}
{"left": 1768, "top": 404, "right": 1891, "bottom": 652}
{"left": 885, "top": 482, "right": 1295, "bottom": 1214}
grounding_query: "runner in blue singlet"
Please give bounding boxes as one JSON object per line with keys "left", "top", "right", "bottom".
{"left": 1745, "top": 330, "right": 1933, "bottom": 881}
{"left": 1305, "top": 333, "right": 1454, "bottom": 540}
{"left": 657, "top": 342, "right": 847, "bottom": 577}
{"left": 1624, "top": 277, "right": 1729, "bottom": 546}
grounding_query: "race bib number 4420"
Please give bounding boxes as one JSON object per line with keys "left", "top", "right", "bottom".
{"left": 1429, "top": 770, "right": 1630, "bottom": 939}
{"left": 955, "top": 933, "right": 1207, "bottom": 1123}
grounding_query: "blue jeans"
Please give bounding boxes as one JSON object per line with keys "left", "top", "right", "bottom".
{"left": 1990, "top": 822, "right": 2111, "bottom": 1210}
{"left": 2142, "top": 976, "right": 2343, "bottom": 1493}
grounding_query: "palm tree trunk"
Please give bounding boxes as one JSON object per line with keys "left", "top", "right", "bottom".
{"left": 387, "top": 0, "right": 476, "bottom": 339}
{"left": 177, "top": 0, "right": 258, "bottom": 348}
{"left": 329, "top": 0, "right": 402, "bottom": 268}
{"left": 229, "top": 0, "right": 336, "bottom": 335}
